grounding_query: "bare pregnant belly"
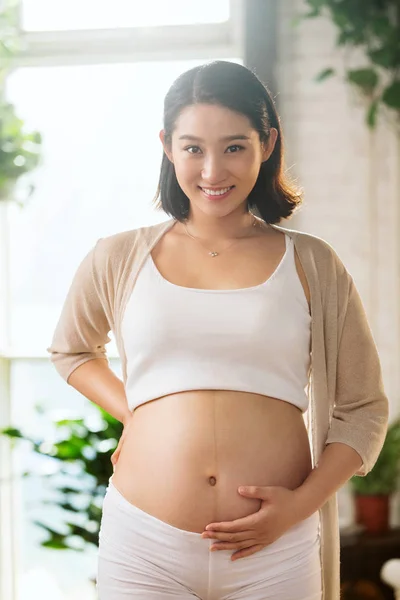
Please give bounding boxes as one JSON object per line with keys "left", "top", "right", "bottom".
{"left": 111, "top": 390, "right": 312, "bottom": 534}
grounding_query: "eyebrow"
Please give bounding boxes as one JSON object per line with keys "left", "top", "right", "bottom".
{"left": 178, "top": 134, "right": 251, "bottom": 142}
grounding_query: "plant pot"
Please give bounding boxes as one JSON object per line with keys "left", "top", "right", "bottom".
{"left": 354, "top": 494, "right": 390, "bottom": 534}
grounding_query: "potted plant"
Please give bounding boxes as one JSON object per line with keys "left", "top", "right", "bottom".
{"left": 297, "top": 0, "right": 400, "bottom": 129}
{"left": 349, "top": 418, "right": 400, "bottom": 534}
{"left": 0, "top": 404, "right": 121, "bottom": 548}
{"left": 0, "top": 404, "right": 122, "bottom": 587}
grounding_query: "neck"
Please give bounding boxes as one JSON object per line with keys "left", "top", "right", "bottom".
{"left": 183, "top": 211, "right": 256, "bottom": 243}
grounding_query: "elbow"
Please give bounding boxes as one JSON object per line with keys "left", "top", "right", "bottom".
{"left": 47, "top": 349, "right": 108, "bottom": 383}
{"left": 325, "top": 398, "right": 389, "bottom": 477}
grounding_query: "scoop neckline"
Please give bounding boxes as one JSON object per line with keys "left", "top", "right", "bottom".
{"left": 147, "top": 233, "right": 291, "bottom": 293}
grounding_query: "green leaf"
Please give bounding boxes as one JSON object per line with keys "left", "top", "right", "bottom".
{"left": 53, "top": 436, "right": 87, "bottom": 459}
{"left": 41, "top": 540, "right": 71, "bottom": 550}
{"left": 0, "top": 427, "right": 25, "bottom": 438}
{"left": 315, "top": 67, "right": 335, "bottom": 82}
{"left": 59, "top": 502, "right": 80, "bottom": 513}
{"left": 55, "top": 418, "right": 85, "bottom": 427}
{"left": 366, "top": 99, "right": 379, "bottom": 129}
{"left": 368, "top": 47, "right": 398, "bottom": 69}
{"left": 382, "top": 80, "right": 400, "bottom": 110}
{"left": 332, "top": 9, "right": 349, "bottom": 31}
{"left": 59, "top": 486, "right": 81, "bottom": 495}
{"left": 347, "top": 68, "right": 379, "bottom": 94}
{"left": 370, "top": 16, "right": 392, "bottom": 38}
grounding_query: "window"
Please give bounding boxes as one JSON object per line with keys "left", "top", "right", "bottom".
{"left": 1, "top": 2, "right": 243, "bottom": 598}
{"left": 21, "top": 0, "right": 230, "bottom": 31}
{"left": 7, "top": 59, "right": 224, "bottom": 356}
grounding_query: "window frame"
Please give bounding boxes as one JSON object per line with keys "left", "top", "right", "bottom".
{"left": 13, "top": 0, "right": 244, "bottom": 67}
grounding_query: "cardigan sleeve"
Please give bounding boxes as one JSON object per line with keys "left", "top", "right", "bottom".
{"left": 46, "top": 239, "right": 112, "bottom": 383}
{"left": 325, "top": 275, "right": 389, "bottom": 476}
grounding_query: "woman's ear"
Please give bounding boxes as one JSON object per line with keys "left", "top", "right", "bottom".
{"left": 159, "top": 129, "right": 173, "bottom": 163}
{"left": 262, "top": 127, "right": 278, "bottom": 162}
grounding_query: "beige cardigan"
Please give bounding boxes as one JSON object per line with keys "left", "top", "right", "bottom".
{"left": 48, "top": 218, "right": 389, "bottom": 600}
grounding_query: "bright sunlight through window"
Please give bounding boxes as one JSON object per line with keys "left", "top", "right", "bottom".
{"left": 21, "top": 0, "right": 230, "bottom": 31}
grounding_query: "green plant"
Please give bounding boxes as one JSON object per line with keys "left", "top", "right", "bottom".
{"left": 0, "top": 404, "right": 122, "bottom": 550}
{"left": 350, "top": 418, "right": 400, "bottom": 495}
{"left": 297, "top": 0, "right": 400, "bottom": 129}
{"left": 0, "top": 100, "right": 42, "bottom": 200}
{"left": 0, "top": 0, "right": 42, "bottom": 202}
{"left": 0, "top": 0, "right": 21, "bottom": 88}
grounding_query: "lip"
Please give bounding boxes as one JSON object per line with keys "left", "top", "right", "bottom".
{"left": 199, "top": 186, "right": 235, "bottom": 201}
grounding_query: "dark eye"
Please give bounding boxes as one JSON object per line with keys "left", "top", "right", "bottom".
{"left": 226, "top": 145, "right": 245, "bottom": 153}
{"left": 185, "top": 146, "right": 202, "bottom": 154}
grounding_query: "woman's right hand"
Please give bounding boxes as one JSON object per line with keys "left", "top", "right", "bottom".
{"left": 111, "top": 414, "right": 134, "bottom": 470}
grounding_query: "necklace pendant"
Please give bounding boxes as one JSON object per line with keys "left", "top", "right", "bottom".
{"left": 209, "top": 251, "right": 219, "bottom": 257}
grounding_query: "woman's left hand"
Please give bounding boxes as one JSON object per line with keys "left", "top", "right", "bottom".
{"left": 201, "top": 485, "right": 305, "bottom": 561}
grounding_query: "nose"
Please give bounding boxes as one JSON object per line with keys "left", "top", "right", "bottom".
{"left": 201, "top": 153, "right": 228, "bottom": 184}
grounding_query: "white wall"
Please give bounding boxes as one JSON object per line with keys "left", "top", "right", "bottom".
{"left": 277, "top": 0, "right": 400, "bottom": 527}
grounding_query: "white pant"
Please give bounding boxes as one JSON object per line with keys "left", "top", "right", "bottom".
{"left": 96, "top": 477, "right": 322, "bottom": 599}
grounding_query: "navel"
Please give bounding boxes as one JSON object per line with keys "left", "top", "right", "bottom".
{"left": 208, "top": 476, "right": 217, "bottom": 486}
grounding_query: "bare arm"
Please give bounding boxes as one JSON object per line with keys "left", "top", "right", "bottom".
{"left": 293, "top": 442, "right": 363, "bottom": 518}
{"left": 67, "top": 358, "right": 132, "bottom": 425}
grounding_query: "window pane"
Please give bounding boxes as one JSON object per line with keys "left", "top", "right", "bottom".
{"left": 11, "top": 358, "right": 121, "bottom": 600}
{"left": 22, "top": 0, "right": 230, "bottom": 31}
{"left": 6, "top": 59, "right": 241, "bottom": 355}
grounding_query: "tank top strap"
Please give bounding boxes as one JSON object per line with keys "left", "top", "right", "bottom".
{"left": 281, "top": 233, "right": 310, "bottom": 311}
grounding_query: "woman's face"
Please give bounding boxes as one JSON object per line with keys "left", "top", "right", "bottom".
{"left": 160, "top": 103, "right": 277, "bottom": 219}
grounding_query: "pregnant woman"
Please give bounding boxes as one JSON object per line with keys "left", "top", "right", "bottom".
{"left": 48, "top": 60, "right": 388, "bottom": 600}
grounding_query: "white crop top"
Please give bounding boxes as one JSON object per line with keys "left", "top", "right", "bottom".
{"left": 121, "top": 233, "right": 312, "bottom": 413}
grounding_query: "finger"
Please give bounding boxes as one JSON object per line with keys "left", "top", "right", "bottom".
{"left": 112, "top": 437, "right": 125, "bottom": 462}
{"left": 111, "top": 447, "right": 120, "bottom": 464}
{"left": 211, "top": 540, "right": 253, "bottom": 552}
{"left": 238, "top": 486, "right": 267, "bottom": 498}
{"left": 203, "top": 530, "right": 254, "bottom": 543}
{"left": 205, "top": 515, "right": 258, "bottom": 532}
{"left": 231, "top": 544, "right": 264, "bottom": 561}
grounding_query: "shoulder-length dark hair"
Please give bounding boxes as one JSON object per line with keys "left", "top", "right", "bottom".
{"left": 152, "top": 60, "right": 302, "bottom": 224}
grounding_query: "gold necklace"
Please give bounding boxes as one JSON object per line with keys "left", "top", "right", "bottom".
{"left": 182, "top": 215, "right": 262, "bottom": 257}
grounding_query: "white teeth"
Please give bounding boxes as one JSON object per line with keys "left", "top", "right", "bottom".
{"left": 201, "top": 187, "right": 233, "bottom": 196}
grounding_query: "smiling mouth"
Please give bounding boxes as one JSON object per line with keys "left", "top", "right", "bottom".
{"left": 199, "top": 186, "right": 235, "bottom": 196}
